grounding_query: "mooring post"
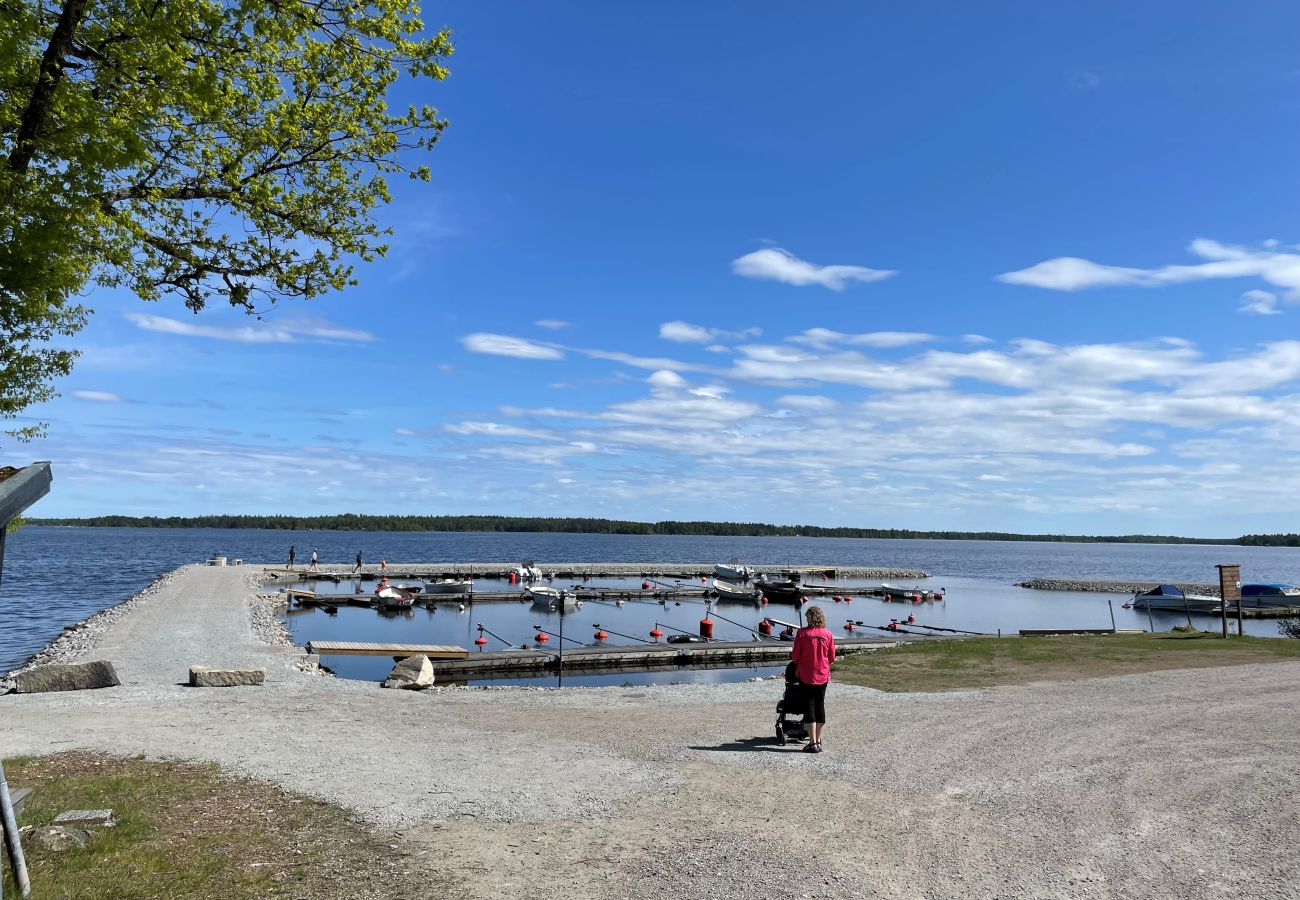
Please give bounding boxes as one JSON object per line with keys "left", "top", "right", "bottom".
{"left": 1217, "top": 564, "right": 1241, "bottom": 639}
{"left": 1107, "top": 598, "right": 1116, "bottom": 632}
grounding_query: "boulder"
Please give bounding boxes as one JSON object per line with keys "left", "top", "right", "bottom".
{"left": 382, "top": 654, "right": 434, "bottom": 690}
{"left": 26, "top": 826, "right": 92, "bottom": 852}
{"left": 14, "top": 661, "right": 120, "bottom": 694}
{"left": 189, "top": 666, "right": 265, "bottom": 687}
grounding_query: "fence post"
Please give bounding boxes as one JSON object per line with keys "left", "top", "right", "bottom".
{"left": 1216, "top": 564, "right": 1241, "bottom": 639}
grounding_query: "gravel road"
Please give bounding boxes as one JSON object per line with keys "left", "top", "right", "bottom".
{"left": 3, "top": 564, "right": 1298, "bottom": 899}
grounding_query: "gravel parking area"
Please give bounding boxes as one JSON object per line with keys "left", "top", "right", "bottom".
{"left": 3, "top": 565, "right": 1298, "bottom": 899}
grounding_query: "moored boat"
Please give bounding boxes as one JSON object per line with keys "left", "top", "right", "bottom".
{"left": 373, "top": 579, "right": 415, "bottom": 609}
{"left": 754, "top": 572, "right": 803, "bottom": 603}
{"left": 1130, "top": 584, "right": 1221, "bottom": 613}
{"left": 526, "top": 585, "right": 575, "bottom": 607}
{"left": 1237, "top": 583, "right": 1300, "bottom": 609}
{"left": 713, "top": 579, "right": 761, "bottom": 602}
{"left": 424, "top": 579, "right": 473, "bottom": 595}
{"left": 714, "top": 557, "right": 753, "bottom": 581}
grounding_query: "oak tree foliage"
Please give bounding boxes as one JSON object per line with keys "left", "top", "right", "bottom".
{"left": 1, "top": 0, "right": 452, "bottom": 439}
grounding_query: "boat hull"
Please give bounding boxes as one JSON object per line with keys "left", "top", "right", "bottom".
{"left": 424, "top": 580, "right": 472, "bottom": 595}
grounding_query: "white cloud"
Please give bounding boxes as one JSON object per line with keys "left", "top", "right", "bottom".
{"left": 125, "top": 312, "right": 376, "bottom": 344}
{"left": 731, "top": 248, "right": 898, "bottom": 290}
{"left": 647, "top": 370, "right": 688, "bottom": 390}
{"left": 72, "top": 390, "right": 125, "bottom": 403}
{"left": 962, "top": 334, "right": 994, "bottom": 345}
{"left": 1240, "top": 290, "right": 1280, "bottom": 315}
{"left": 461, "top": 333, "right": 564, "bottom": 360}
{"left": 776, "top": 394, "right": 837, "bottom": 412}
{"left": 997, "top": 239, "right": 1300, "bottom": 298}
{"left": 534, "top": 319, "right": 571, "bottom": 330}
{"left": 659, "top": 321, "right": 762, "bottom": 344}
{"left": 790, "top": 328, "right": 936, "bottom": 349}
{"left": 445, "top": 422, "right": 545, "bottom": 438}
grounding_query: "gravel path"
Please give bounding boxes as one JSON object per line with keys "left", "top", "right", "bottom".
{"left": 3, "top": 565, "right": 1299, "bottom": 899}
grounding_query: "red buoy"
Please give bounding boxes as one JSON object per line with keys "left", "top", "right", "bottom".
{"left": 884, "top": 594, "right": 892, "bottom": 602}
{"left": 844, "top": 622, "right": 855, "bottom": 631}
{"left": 594, "top": 630, "right": 609, "bottom": 641}
{"left": 906, "top": 613, "right": 915, "bottom": 624}
{"left": 536, "top": 633, "right": 549, "bottom": 643}
{"left": 649, "top": 627, "right": 664, "bottom": 641}
{"left": 700, "top": 576, "right": 707, "bottom": 584}
{"left": 760, "top": 596, "right": 769, "bottom": 605}
{"left": 641, "top": 581, "right": 650, "bottom": 590}
{"left": 833, "top": 595, "right": 842, "bottom": 602}
{"left": 758, "top": 619, "right": 773, "bottom": 636}
{"left": 844, "top": 596, "right": 852, "bottom": 604}
{"left": 801, "top": 596, "right": 809, "bottom": 604}
{"left": 474, "top": 636, "right": 488, "bottom": 647}
{"left": 699, "top": 618, "right": 714, "bottom": 639}
{"left": 509, "top": 571, "right": 518, "bottom": 585}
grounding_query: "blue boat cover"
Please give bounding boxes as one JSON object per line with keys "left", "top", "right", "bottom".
{"left": 1241, "top": 583, "right": 1291, "bottom": 596}
{"left": 1143, "top": 584, "right": 1184, "bottom": 596}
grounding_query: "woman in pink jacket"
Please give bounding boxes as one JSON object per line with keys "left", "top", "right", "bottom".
{"left": 791, "top": 605, "right": 836, "bottom": 753}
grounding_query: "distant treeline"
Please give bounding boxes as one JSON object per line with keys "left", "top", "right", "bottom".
{"left": 24, "top": 513, "right": 1290, "bottom": 545}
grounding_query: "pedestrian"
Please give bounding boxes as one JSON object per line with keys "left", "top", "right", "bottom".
{"left": 353, "top": 551, "right": 363, "bottom": 574}
{"left": 380, "top": 559, "right": 387, "bottom": 573}
{"left": 309, "top": 548, "right": 319, "bottom": 572}
{"left": 287, "top": 545, "right": 296, "bottom": 570}
{"left": 791, "top": 605, "right": 836, "bottom": 753}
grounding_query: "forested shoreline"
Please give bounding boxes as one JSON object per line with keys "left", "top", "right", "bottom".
{"left": 24, "top": 514, "right": 1298, "bottom": 546}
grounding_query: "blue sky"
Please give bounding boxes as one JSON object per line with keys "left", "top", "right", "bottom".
{"left": 16, "top": 1, "right": 1300, "bottom": 536}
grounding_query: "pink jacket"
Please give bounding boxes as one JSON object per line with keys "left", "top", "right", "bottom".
{"left": 791, "top": 626, "right": 836, "bottom": 685}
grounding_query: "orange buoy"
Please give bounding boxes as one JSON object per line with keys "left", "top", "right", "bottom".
{"left": 536, "top": 633, "right": 549, "bottom": 643}
{"left": 699, "top": 617, "right": 714, "bottom": 639}
{"left": 509, "top": 571, "right": 518, "bottom": 585}
{"left": 649, "top": 627, "right": 664, "bottom": 641}
{"left": 758, "top": 619, "right": 772, "bottom": 636}
{"left": 474, "top": 636, "right": 488, "bottom": 647}
{"left": 594, "top": 630, "right": 609, "bottom": 641}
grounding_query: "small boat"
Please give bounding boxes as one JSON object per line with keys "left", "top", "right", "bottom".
{"left": 713, "top": 579, "right": 761, "bottom": 602}
{"left": 513, "top": 561, "right": 543, "bottom": 581}
{"left": 1237, "top": 583, "right": 1300, "bottom": 609}
{"left": 525, "top": 585, "right": 575, "bottom": 607}
{"left": 714, "top": 557, "right": 753, "bottom": 581}
{"left": 423, "top": 579, "right": 473, "bottom": 595}
{"left": 878, "top": 584, "right": 940, "bottom": 601}
{"left": 374, "top": 582, "right": 415, "bottom": 610}
{"left": 1130, "top": 584, "right": 1221, "bottom": 613}
{"left": 754, "top": 572, "right": 803, "bottom": 602}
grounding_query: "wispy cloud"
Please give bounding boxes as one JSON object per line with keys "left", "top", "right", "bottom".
{"left": 659, "top": 321, "right": 762, "bottom": 344}
{"left": 534, "top": 319, "right": 571, "bottom": 330}
{"left": 125, "top": 312, "right": 377, "bottom": 344}
{"left": 461, "top": 333, "right": 564, "bottom": 360}
{"left": 1240, "top": 290, "right": 1281, "bottom": 315}
{"left": 789, "top": 328, "right": 936, "bottom": 349}
{"left": 72, "top": 390, "right": 126, "bottom": 403}
{"left": 997, "top": 239, "right": 1300, "bottom": 299}
{"left": 731, "top": 248, "right": 898, "bottom": 290}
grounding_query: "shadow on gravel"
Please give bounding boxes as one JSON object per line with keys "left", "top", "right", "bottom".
{"left": 688, "top": 737, "right": 793, "bottom": 753}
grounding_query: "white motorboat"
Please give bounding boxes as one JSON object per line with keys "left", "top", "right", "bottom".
{"left": 526, "top": 585, "right": 575, "bottom": 607}
{"left": 424, "top": 579, "right": 473, "bottom": 595}
{"left": 714, "top": 557, "right": 753, "bottom": 581}
{"left": 1237, "top": 583, "right": 1300, "bottom": 609}
{"left": 1130, "top": 584, "right": 1221, "bottom": 613}
{"left": 513, "top": 561, "right": 543, "bottom": 581}
{"left": 713, "top": 579, "right": 761, "bottom": 602}
{"left": 373, "top": 581, "right": 415, "bottom": 609}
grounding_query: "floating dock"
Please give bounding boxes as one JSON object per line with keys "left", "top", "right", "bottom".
{"left": 271, "top": 562, "right": 931, "bottom": 581}
{"left": 305, "top": 635, "right": 913, "bottom": 677}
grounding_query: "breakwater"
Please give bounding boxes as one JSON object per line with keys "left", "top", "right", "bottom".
{"left": 1017, "top": 578, "right": 1219, "bottom": 595}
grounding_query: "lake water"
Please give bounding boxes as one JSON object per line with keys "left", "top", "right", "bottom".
{"left": 4, "top": 527, "right": 1299, "bottom": 681}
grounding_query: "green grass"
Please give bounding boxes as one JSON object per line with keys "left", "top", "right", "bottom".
{"left": 1, "top": 752, "right": 448, "bottom": 900}
{"left": 834, "top": 632, "right": 1300, "bottom": 693}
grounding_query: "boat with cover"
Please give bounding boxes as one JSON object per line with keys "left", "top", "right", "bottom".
{"left": 1130, "top": 584, "right": 1221, "bottom": 613}
{"left": 373, "top": 580, "right": 416, "bottom": 609}
{"left": 714, "top": 557, "right": 753, "bottom": 581}
{"left": 424, "top": 579, "right": 473, "bottom": 595}
{"left": 754, "top": 572, "right": 803, "bottom": 602}
{"left": 1237, "top": 583, "right": 1300, "bottom": 609}
{"left": 713, "top": 579, "right": 761, "bottom": 602}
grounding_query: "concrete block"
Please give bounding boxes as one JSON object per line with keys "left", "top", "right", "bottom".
{"left": 54, "top": 809, "right": 115, "bottom": 828}
{"left": 189, "top": 666, "right": 265, "bottom": 687}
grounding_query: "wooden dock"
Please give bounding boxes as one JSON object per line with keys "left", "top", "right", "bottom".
{"left": 305, "top": 641, "right": 469, "bottom": 659}
{"left": 304, "top": 636, "right": 908, "bottom": 676}
{"left": 269, "top": 562, "right": 932, "bottom": 582}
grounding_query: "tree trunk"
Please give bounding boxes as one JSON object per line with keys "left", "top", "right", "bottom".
{"left": 7, "top": 0, "right": 92, "bottom": 174}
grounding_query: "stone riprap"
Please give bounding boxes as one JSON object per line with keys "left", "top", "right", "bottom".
{"left": 1017, "top": 578, "right": 1221, "bottom": 595}
{"left": 14, "top": 660, "right": 120, "bottom": 693}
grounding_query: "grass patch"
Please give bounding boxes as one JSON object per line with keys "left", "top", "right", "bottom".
{"left": 835, "top": 632, "right": 1300, "bottom": 693}
{"left": 1, "top": 752, "right": 449, "bottom": 900}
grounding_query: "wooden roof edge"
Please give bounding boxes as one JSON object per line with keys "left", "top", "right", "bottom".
{"left": 0, "top": 461, "right": 52, "bottom": 528}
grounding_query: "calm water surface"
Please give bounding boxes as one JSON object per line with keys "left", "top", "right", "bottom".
{"left": 4, "top": 527, "right": 1299, "bottom": 679}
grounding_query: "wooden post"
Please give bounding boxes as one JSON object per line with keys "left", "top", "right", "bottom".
{"left": 1217, "top": 564, "right": 1241, "bottom": 639}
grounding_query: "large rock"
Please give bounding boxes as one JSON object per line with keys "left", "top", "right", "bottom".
{"left": 189, "top": 666, "right": 265, "bottom": 687}
{"left": 382, "top": 654, "right": 434, "bottom": 690}
{"left": 26, "top": 826, "right": 92, "bottom": 852}
{"left": 14, "top": 661, "right": 120, "bottom": 694}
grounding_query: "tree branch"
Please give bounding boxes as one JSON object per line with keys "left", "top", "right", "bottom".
{"left": 7, "top": 0, "right": 92, "bottom": 174}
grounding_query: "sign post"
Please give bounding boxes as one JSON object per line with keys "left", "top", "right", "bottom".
{"left": 1216, "top": 564, "right": 1241, "bottom": 639}
{"left": 0, "top": 462, "right": 51, "bottom": 900}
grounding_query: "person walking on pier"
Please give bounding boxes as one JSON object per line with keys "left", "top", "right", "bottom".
{"left": 791, "top": 605, "right": 836, "bottom": 754}
{"left": 287, "top": 545, "right": 296, "bottom": 570}
{"left": 353, "top": 551, "right": 363, "bottom": 574}
{"left": 309, "top": 548, "right": 319, "bottom": 572}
